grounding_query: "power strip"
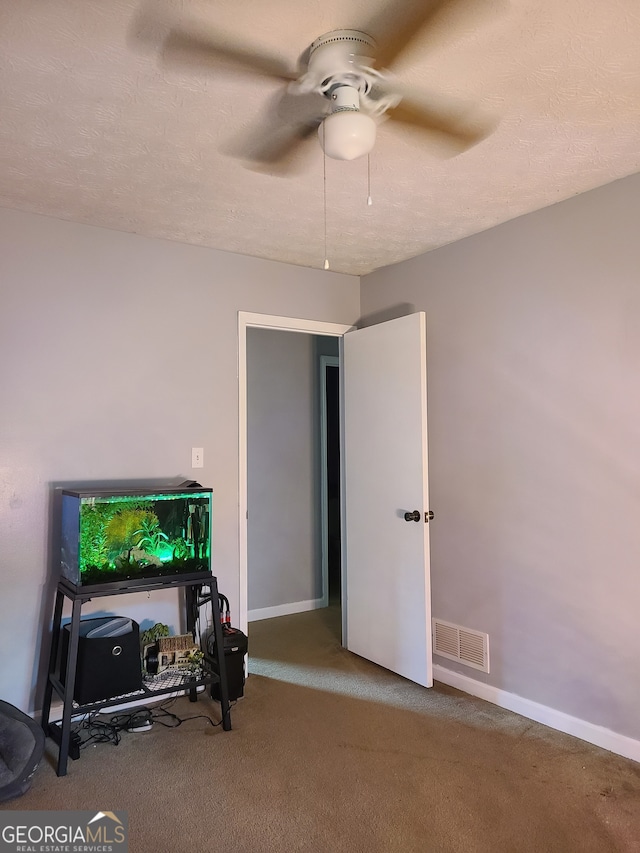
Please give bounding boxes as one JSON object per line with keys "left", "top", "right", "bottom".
{"left": 127, "top": 721, "right": 152, "bottom": 733}
{"left": 126, "top": 716, "right": 153, "bottom": 733}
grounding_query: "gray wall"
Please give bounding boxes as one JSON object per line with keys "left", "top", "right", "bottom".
{"left": 361, "top": 173, "right": 640, "bottom": 741}
{"left": 0, "top": 207, "right": 359, "bottom": 713}
{"left": 246, "top": 329, "right": 326, "bottom": 613}
{"left": 5, "top": 172, "right": 639, "bottom": 745}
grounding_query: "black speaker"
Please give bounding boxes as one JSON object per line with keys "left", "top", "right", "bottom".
{"left": 60, "top": 617, "right": 142, "bottom": 705}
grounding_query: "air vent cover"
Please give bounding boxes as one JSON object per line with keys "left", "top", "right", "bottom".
{"left": 432, "top": 618, "right": 489, "bottom": 673}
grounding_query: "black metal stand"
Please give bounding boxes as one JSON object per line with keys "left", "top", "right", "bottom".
{"left": 41, "top": 574, "right": 231, "bottom": 777}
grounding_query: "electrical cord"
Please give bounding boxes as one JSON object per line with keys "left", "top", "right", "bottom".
{"left": 73, "top": 697, "right": 235, "bottom": 748}
{"left": 75, "top": 708, "right": 152, "bottom": 749}
{"left": 151, "top": 698, "right": 236, "bottom": 729}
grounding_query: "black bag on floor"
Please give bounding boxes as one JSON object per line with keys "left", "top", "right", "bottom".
{"left": 0, "top": 700, "right": 45, "bottom": 802}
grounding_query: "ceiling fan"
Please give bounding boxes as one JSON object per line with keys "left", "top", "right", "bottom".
{"left": 136, "top": 0, "right": 498, "bottom": 170}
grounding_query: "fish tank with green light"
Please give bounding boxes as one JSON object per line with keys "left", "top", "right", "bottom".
{"left": 59, "top": 486, "right": 213, "bottom": 591}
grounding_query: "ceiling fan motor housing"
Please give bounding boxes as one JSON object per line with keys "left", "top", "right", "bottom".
{"left": 305, "top": 31, "right": 380, "bottom": 161}
{"left": 307, "top": 30, "right": 377, "bottom": 96}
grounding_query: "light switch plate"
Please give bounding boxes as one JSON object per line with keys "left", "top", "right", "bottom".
{"left": 191, "top": 447, "right": 204, "bottom": 468}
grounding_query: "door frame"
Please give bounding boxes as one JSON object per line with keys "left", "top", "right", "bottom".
{"left": 238, "top": 312, "right": 354, "bottom": 635}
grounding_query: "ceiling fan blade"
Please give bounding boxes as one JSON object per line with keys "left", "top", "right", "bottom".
{"left": 161, "top": 27, "right": 299, "bottom": 82}
{"left": 220, "top": 89, "right": 324, "bottom": 174}
{"left": 244, "top": 124, "right": 319, "bottom": 173}
{"left": 375, "top": 81, "right": 497, "bottom": 155}
{"left": 132, "top": 2, "right": 298, "bottom": 81}
{"left": 364, "top": 0, "right": 457, "bottom": 68}
{"left": 365, "top": 0, "right": 508, "bottom": 70}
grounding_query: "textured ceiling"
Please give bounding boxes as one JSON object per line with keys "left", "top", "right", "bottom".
{"left": 1, "top": 0, "right": 639, "bottom": 275}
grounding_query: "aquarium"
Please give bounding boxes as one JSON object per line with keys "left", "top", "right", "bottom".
{"left": 59, "top": 486, "right": 213, "bottom": 591}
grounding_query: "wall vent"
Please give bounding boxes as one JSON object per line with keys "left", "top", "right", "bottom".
{"left": 432, "top": 618, "right": 489, "bottom": 673}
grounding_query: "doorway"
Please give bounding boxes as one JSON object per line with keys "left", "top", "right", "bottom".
{"left": 238, "top": 312, "right": 353, "bottom": 639}
{"left": 320, "top": 355, "right": 341, "bottom": 604}
{"left": 245, "top": 329, "right": 339, "bottom": 624}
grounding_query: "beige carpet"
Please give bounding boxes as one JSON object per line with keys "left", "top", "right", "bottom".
{"left": 3, "top": 606, "right": 639, "bottom": 852}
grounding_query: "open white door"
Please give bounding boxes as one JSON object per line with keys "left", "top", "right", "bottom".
{"left": 342, "top": 312, "right": 432, "bottom": 687}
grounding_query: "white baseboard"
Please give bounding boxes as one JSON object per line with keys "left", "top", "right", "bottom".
{"left": 433, "top": 664, "right": 640, "bottom": 764}
{"left": 248, "top": 596, "right": 327, "bottom": 622}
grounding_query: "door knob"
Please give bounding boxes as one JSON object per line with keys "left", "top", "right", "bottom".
{"left": 426, "top": 510, "right": 434, "bottom": 522}
{"left": 404, "top": 510, "right": 421, "bottom": 522}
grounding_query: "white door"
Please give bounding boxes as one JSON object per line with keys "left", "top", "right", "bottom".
{"left": 342, "top": 312, "right": 432, "bottom": 687}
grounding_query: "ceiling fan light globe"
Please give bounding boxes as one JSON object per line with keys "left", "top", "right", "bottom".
{"left": 319, "top": 111, "right": 377, "bottom": 161}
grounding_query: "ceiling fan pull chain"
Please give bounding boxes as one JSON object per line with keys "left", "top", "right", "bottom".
{"left": 323, "top": 148, "right": 330, "bottom": 270}
{"left": 367, "top": 154, "right": 373, "bottom": 206}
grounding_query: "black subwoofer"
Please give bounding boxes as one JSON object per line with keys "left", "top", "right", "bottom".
{"left": 60, "top": 616, "right": 142, "bottom": 705}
